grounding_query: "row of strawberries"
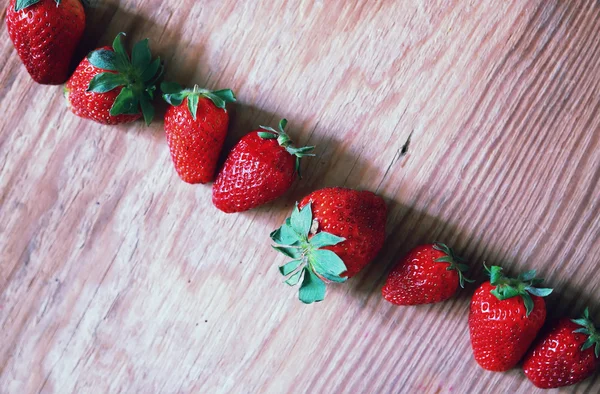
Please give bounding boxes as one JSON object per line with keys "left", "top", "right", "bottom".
{"left": 271, "top": 189, "right": 599, "bottom": 389}
{"left": 7, "top": 0, "right": 313, "bottom": 213}
{"left": 6, "top": 0, "right": 599, "bottom": 390}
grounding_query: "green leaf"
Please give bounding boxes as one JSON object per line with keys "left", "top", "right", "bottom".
{"left": 269, "top": 227, "right": 281, "bottom": 242}
{"left": 15, "top": 0, "right": 40, "bottom": 11}
{"left": 279, "top": 259, "right": 303, "bottom": 276}
{"left": 203, "top": 92, "right": 226, "bottom": 109}
{"left": 139, "top": 93, "right": 154, "bottom": 126}
{"left": 112, "top": 32, "right": 128, "bottom": 59}
{"left": 271, "top": 222, "right": 299, "bottom": 245}
{"left": 272, "top": 245, "right": 301, "bottom": 259}
{"left": 111, "top": 33, "right": 130, "bottom": 71}
{"left": 434, "top": 256, "right": 454, "bottom": 264}
{"left": 163, "top": 93, "right": 185, "bottom": 106}
{"left": 519, "top": 269, "right": 537, "bottom": 282}
{"left": 308, "top": 232, "right": 345, "bottom": 249}
{"left": 146, "top": 60, "right": 164, "bottom": 86}
{"left": 291, "top": 203, "right": 312, "bottom": 238}
{"left": 132, "top": 38, "right": 151, "bottom": 71}
{"left": 522, "top": 292, "right": 534, "bottom": 317}
{"left": 433, "top": 243, "right": 451, "bottom": 255}
{"left": 457, "top": 270, "right": 475, "bottom": 288}
{"left": 310, "top": 249, "right": 347, "bottom": 283}
{"left": 490, "top": 288, "right": 502, "bottom": 299}
{"left": 146, "top": 85, "right": 156, "bottom": 100}
{"left": 525, "top": 287, "right": 553, "bottom": 297}
{"left": 142, "top": 58, "right": 162, "bottom": 82}
{"left": 87, "top": 72, "right": 126, "bottom": 93}
{"left": 573, "top": 328, "right": 589, "bottom": 334}
{"left": 493, "top": 285, "right": 520, "bottom": 300}
{"left": 595, "top": 343, "right": 599, "bottom": 359}
{"left": 279, "top": 118, "right": 288, "bottom": 132}
{"left": 298, "top": 269, "right": 326, "bottom": 304}
{"left": 211, "top": 89, "right": 236, "bottom": 104}
{"left": 488, "top": 265, "right": 503, "bottom": 284}
{"left": 187, "top": 94, "right": 199, "bottom": 120}
{"left": 297, "top": 146, "right": 316, "bottom": 154}
{"left": 109, "top": 87, "right": 138, "bottom": 116}
{"left": 259, "top": 125, "right": 278, "bottom": 134}
{"left": 87, "top": 49, "right": 118, "bottom": 71}
{"left": 258, "top": 132, "right": 277, "bottom": 139}
{"left": 286, "top": 146, "right": 315, "bottom": 156}
{"left": 572, "top": 318, "right": 590, "bottom": 327}
{"left": 285, "top": 269, "right": 303, "bottom": 286}
{"left": 483, "top": 262, "right": 492, "bottom": 275}
{"left": 581, "top": 337, "right": 595, "bottom": 351}
{"left": 584, "top": 307, "right": 590, "bottom": 319}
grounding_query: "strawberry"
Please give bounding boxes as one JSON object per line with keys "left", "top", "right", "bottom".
{"left": 212, "top": 119, "right": 314, "bottom": 213}
{"left": 161, "top": 82, "right": 236, "bottom": 184}
{"left": 381, "top": 243, "right": 473, "bottom": 305}
{"left": 6, "top": 0, "right": 85, "bottom": 84}
{"left": 469, "top": 265, "right": 553, "bottom": 371}
{"left": 523, "top": 308, "right": 600, "bottom": 389}
{"left": 65, "top": 32, "right": 163, "bottom": 125}
{"left": 270, "top": 187, "right": 387, "bottom": 303}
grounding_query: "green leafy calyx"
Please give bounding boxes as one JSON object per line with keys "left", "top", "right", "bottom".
{"left": 15, "top": 0, "right": 60, "bottom": 12}
{"left": 432, "top": 243, "right": 473, "bottom": 288}
{"left": 571, "top": 307, "right": 600, "bottom": 359}
{"left": 160, "top": 82, "right": 236, "bottom": 120}
{"left": 258, "top": 119, "right": 315, "bottom": 177}
{"left": 485, "top": 264, "right": 553, "bottom": 317}
{"left": 86, "top": 33, "right": 164, "bottom": 126}
{"left": 270, "top": 203, "right": 347, "bottom": 304}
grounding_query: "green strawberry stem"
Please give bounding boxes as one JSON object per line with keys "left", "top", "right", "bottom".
{"left": 15, "top": 0, "right": 60, "bottom": 12}
{"left": 270, "top": 203, "right": 347, "bottom": 304}
{"left": 572, "top": 307, "right": 600, "bottom": 358}
{"left": 257, "top": 119, "right": 315, "bottom": 177}
{"left": 484, "top": 264, "right": 553, "bottom": 317}
{"left": 160, "top": 81, "right": 236, "bottom": 120}
{"left": 432, "top": 242, "right": 474, "bottom": 288}
{"left": 86, "top": 33, "right": 164, "bottom": 126}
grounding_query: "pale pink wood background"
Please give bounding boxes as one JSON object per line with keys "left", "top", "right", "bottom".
{"left": 1, "top": 0, "right": 600, "bottom": 393}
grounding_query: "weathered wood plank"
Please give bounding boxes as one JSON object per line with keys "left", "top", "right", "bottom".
{"left": 1, "top": 1, "right": 600, "bottom": 393}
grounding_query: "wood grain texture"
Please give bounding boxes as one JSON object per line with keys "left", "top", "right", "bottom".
{"left": 1, "top": 0, "right": 600, "bottom": 392}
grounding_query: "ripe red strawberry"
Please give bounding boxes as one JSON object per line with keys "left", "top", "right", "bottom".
{"left": 381, "top": 243, "right": 473, "bottom": 305}
{"left": 65, "top": 32, "right": 163, "bottom": 125}
{"left": 469, "top": 265, "right": 553, "bottom": 371}
{"left": 162, "top": 82, "right": 236, "bottom": 184}
{"left": 523, "top": 308, "right": 600, "bottom": 389}
{"left": 6, "top": 0, "right": 85, "bottom": 84}
{"left": 212, "top": 119, "right": 314, "bottom": 213}
{"left": 270, "top": 187, "right": 387, "bottom": 303}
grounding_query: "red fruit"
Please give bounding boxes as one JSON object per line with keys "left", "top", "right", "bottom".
{"left": 382, "top": 243, "right": 472, "bottom": 305}
{"left": 65, "top": 33, "right": 163, "bottom": 125}
{"left": 523, "top": 309, "right": 600, "bottom": 389}
{"left": 212, "top": 119, "right": 314, "bottom": 213}
{"left": 162, "top": 83, "right": 236, "bottom": 184}
{"left": 469, "top": 265, "right": 553, "bottom": 371}
{"left": 270, "top": 187, "right": 387, "bottom": 303}
{"left": 6, "top": 0, "right": 85, "bottom": 84}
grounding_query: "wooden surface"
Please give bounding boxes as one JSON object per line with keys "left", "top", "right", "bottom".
{"left": 2, "top": 0, "right": 600, "bottom": 393}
